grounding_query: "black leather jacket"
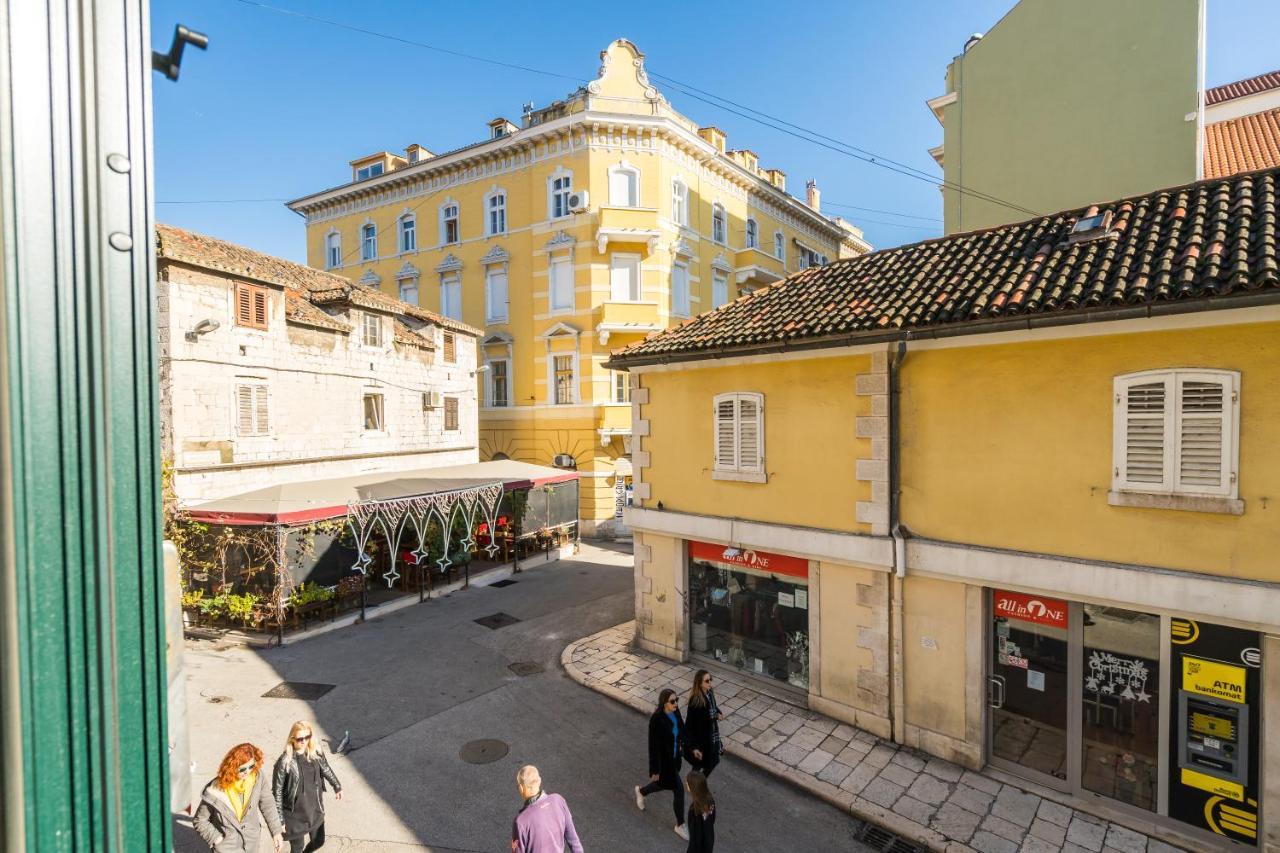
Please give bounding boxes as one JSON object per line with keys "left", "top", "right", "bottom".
{"left": 273, "top": 751, "right": 341, "bottom": 816}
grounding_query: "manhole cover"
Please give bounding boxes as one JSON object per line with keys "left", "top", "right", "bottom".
{"left": 459, "top": 739, "right": 509, "bottom": 764}
{"left": 262, "top": 681, "right": 336, "bottom": 701}
{"left": 488, "top": 579, "right": 518, "bottom": 588}
{"left": 475, "top": 612, "right": 521, "bottom": 630}
{"left": 508, "top": 661, "right": 544, "bottom": 676}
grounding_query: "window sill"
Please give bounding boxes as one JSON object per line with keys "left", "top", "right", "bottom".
{"left": 712, "top": 469, "right": 767, "bottom": 484}
{"left": 1107, "top": 491, "right": 1244, "bottom": 516}
{"left": 362, "top": 429, "right": 389, "bottom": 438}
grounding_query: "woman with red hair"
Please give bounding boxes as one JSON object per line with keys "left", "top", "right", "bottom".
{"left": 193, "top": 742, "right": 284, "bottom": 852}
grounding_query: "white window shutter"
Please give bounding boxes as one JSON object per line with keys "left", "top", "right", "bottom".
{"left": 253, "top": 385, "right": 269, "bottom": 435}
{"left": 236, "top": 385, "right": 255, "bottom": 435}
{"left": 714, "top": 396, "right": 737, "bottom": 469}
{"left": 737, "top": 395, "right": 762, "bottom": 472}
{"left": 1114, "top": 376, "right": 1171, "bottom": 492}
{"left": 1175, "top": 373, "right": 1232, "bottom": 496}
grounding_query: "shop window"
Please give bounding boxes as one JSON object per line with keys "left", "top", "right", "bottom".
{"left": 712, "top": 392, "right": 764, "bottom": 482}
{"left": 1112, "top": 370, "right": 1239, "bottom": 502}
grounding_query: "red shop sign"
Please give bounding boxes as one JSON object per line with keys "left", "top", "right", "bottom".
{"left": 688, "top": 541, "right": 809, "bottom": 580}
{"left": 993, "top": 590, "right": 1068, "bottom": 629}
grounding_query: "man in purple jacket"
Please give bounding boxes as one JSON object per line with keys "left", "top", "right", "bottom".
{"left": 512, "top": 765, "right": 584, "bottom": 853}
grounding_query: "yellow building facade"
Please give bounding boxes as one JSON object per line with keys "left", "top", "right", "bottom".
{"left": 610, "top": 164, "right": 1280, "bottom": 850}
{"left": 286, "top": 40, "right": 869, "bottom": 535}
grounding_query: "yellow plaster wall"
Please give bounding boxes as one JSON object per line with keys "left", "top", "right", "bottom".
{"left": 902, "top": 575, "right": 971, "bottom": 744}
{"left": 640, "top": 356, "right": 873, "bottom": 533}
{"left": 634, "top": 530, "right": 685, "bottom": 659}
{"left": 901, "top": 321, "right": 1280, "bottom": 580}
{"left": 815, "top": 561, "right": 890, "bottom": 735}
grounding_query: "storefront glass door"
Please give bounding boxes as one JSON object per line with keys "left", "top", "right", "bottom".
{"left": 989, "top": 591, "right": 1072, "bottom": 786}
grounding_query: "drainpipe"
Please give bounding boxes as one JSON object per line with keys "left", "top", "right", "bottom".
{"left": 888, "top": 339, "right": 908, "bottom": 745}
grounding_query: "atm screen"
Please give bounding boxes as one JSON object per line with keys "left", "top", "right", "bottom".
{"left": 1190, "top": 711, "right": 1235, "bottom": 740}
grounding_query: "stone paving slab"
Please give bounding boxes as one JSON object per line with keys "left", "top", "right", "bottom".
{"left": 563, "top": 622, "right": 1200, "bottom": 853}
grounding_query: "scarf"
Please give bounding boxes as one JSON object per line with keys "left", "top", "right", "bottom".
{"left": 225, "top": 772, "right": 256, "bottom": 821}
{"left": 707, "top": 690, "right": 723, "bottom": 755}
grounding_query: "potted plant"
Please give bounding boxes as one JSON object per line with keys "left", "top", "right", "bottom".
{"left": 181, "top": 588, "right": 205, "bottom": 626}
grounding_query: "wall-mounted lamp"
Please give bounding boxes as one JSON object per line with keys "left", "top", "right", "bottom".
{"left": 185, "top": 318, "right": 220, "bottom": 342}
{"left": 470, "top": 364, "right": 490, "bottom": 378}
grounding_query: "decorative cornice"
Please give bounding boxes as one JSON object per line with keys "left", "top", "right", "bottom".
{"left": 435, "top": 253, "right": 463, "bottom": 273}
{"left": 710, "top": 252, "right": 732, "bottom": 273}
{"left": 671, "top": 238, "right": 695, "bottom": 258}
{"left": 395, "top": 261, "right": 419, "bottom": 280}
{"left": 358, "top": 269, "right": 381, "bottom": 286}
{"left": 480, "top": 244, "right": 511, "bottom": 266}
{"left": 545, "top": 230, "right": 576, "bottom": 251}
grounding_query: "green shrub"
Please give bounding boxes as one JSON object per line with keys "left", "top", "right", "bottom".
{"left": 225, "top": 592, "right": 258, "bottom": 623}
{"left": 288, "top": 582, "right": 334, "bottom": 608}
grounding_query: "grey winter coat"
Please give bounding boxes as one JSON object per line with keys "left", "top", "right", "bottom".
{"left": 192, "top": 771, "right": 283, "bottom": 853}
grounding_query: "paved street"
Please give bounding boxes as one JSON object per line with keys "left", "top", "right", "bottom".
{"left": 175, "top": 542, "right": 874, "bottom": 852}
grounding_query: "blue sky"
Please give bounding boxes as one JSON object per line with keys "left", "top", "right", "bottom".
{"left": 151, "top": 0, "right": 1280, "bottom": 262}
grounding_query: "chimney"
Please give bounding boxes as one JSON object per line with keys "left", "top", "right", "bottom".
{"left": 806, "top": 179, "right": 821, "bottom": 212}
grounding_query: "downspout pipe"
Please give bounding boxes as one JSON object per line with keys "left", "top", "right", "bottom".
{"left": 888, "top": 339, "right": 909, "bottom": 745}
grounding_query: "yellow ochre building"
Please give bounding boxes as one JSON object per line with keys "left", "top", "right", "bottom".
{"left": 286, "top": 39, "right": 871, "bottom": 536}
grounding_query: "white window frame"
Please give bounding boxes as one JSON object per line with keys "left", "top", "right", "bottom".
{"left": 361, "top": 223, "right": 378, "bottom": 261}
{"left": 485, "top": 266, "right": 509, "bottom": 324}
{"left": 608, "top": 161, "right": 640, "bottom": 207}
{"left": 487, "top": 358, "right": 511, "bottom": 408}
{"left": 235, "top": 382, "right": 269, "bottom": 437}
{"left": 745, "top": 217, "right": 758, "bottom": 249}
{"left": 711, "top": 391, "right": 765, "bottom": 483}
{"left": 439, "top": 201, "right": 459, "bottom": 245}
{"left": 671, "top": 261, "right": 690, "bottom": 317}
{"left": 399, "top": 214, "right": 416, "bottom": 253}
{"left": 360, "top": 311, "right": 383, "bottom": 348}
{"left": 711, "top": 204, "right": 727, "bottom": 245}
{"left": 548, "top": 170, "right": 573, "bottom": 220}
{"left": 612, "top": 370, "right": 630, "bottom": 404}
{"left": 1110, "top": 369, "right": 1241, "bottom": 512}
{"left": 325, "top": 231, "right": 341, "bottom": 269}
{"left": 362, "top": 392, "right": 386, "bottom": 433}
{"left": 485, "top": 189, "right": 507, "bottom": 236}
{"left": 609, "top": 253, "right": 642, "bottom": 302}
{"left": 672, "top": 178, "right": 688, "bottom": 226}
{"left": 711, "top": 270, "right": 728, "bottom": 309}
{"left": 439, "top": 272, "right": 461, "bottom": 321}
{"left": 398, "top": 277, "right": 419, "bottom": 305}
{"left": 774, "top": 230, "right": 785, "bottom": 262}
{"left": 356, "top": 162, "right": 384, "bottom": 181}
{"left": 549, "top": 256, "right": 574, "bottom": 314}
{"left": 552, "top": 354, "right": 576, "bottom": 405}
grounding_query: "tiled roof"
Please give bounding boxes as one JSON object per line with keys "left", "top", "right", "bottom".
{"left": 609, "top": 167, "right": 1280, "bottom": 366}
{"left": 284, "top": 290, "right": 350, "bottom": 332}
{"left": 155, "top": 223, "right": 480, "bottom": 337}
{"left": 1206, "top": 70, "right": 1280, "bottom": 106}
{"left": 1205, "top": 108, "right": 1280, "bottom": 179}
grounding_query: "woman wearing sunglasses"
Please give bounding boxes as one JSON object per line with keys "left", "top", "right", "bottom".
{"left": 193, "top": 742, "right": 284, "bottom": 852}
{"left": 273, "top": 721, "right": 343, "bottom": 853}
{"left": 684, "top": 670, "right": 724, "bottom": 778}
{"left": 634, "top": 688, "right": 689, "bottom": 841}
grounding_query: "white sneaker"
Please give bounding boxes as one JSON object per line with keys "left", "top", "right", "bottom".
{"left": 674, "top": 824, "right": 689, "bottom": 841}
{"left": 633, "top": 786, "right": 645, "bottom": 811}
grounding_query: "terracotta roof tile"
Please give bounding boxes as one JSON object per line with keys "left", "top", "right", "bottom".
{"left": 1206, "top": 70, "right": 1280, "bottom": 106}
{"left": 609, "top": 167, "right": 1280, "bottom": 366}
{"left": 1205, "top": 108, "right": 1280, "bottom": 179}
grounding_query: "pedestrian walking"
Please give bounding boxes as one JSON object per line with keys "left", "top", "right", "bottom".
{"left": 511, "top": 765, "right": 584, "bottom": 853}
{"left": 684, "top": 771, "right": 716, "bottom": 853}
{"left": 683, "top": 670, "right": 724, "bottom": 778}
{"left": 193, "top": 742, "right": 284, "bottom": 852}
{"left": 633, "top": 688, "right": 689, "bottom": 841}
{"left": 272, "top": 721, "right": 342, "bottom": 853}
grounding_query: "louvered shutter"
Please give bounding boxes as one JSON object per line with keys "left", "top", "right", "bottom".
{"left": 236, "top": 284, "right": 253, "bottom": 326}
{"left": 1175, "top": 373, "right": 1232, "bottom": 496}
{"left": 714, "top": 396, "right": 737, "bottom": 469}
{"left": 252, "top": 288, "right": 267, "bottom": 328}
{"left": 737, "top": 395, "right": 763, "bottom": 472}
{"left": 253, "top": 385, "right": 269, "bottom": 435}
{"left": 236, "top": 385, "right": 255, "bottom": 435}
{"left": 1114, "top": 376, "right": 1172, "bottom": 492}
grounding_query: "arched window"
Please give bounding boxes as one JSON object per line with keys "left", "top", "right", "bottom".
{"left": 774, "top": 230, "right": 785, "bottom": 262}
{"left": 439, "top": 201, "right": 459, "bottom": 245}
{"left": 360, "top": 223, "right": 377, "bottom": 261}
{"left": 486, "top": 189, "right": 507, "bottom": 236}
{"left": 325, "top": 231, "right": 341, "bottom": 269}
{"left": 671, "top": 178, "right": 688, "bottom": 226}
{"left": 745, "top": 218, "right": 758, "bottom": 249}
{"left": 608, "top": 162, "right": 640, "bottom": 207}
{"left": 711, "top": 204, "right": 726, "bottom": 245}
{"left": 399, "top": 214, "right": 416, "bottom": 253}
{"left": 549, "top": 169, "right": 573, "bottom": 219}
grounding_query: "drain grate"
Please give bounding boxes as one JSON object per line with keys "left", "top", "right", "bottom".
{"left": 488, "top": 579, "right": 518, "bottom": 588}
{"left": 475, "top": 612, "right": 521, "bottom": 630}
{"left": 854, "top": 822, "right": 925, "bottom": 853}
{"left": 507, "top": 660, "right": 544, "bottom": 676}
{"left": 459, "top": 739, "right": 509, "bottom": 764}
{"left": 262, "top": 681, "right": 336, "bottom": 701}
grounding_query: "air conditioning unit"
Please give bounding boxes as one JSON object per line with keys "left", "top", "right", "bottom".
{"left": 567, "top": 189, "right": 589, "bottom": 213}
{"left": 552, "top": 453, "right": 577, "bottom": 469}
{"left": 422, "top": 391, "right": 443, "bottom": 409}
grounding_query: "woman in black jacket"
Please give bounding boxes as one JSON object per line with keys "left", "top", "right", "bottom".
{"left": 633, "top": 688, "right": 689, "bottom": 841}
{"left": 685, "top": 770, "right": 716, "bottom": 853}
{"left": 272, "top": 721, "right": 342, "bottom": 853}
{"left": 683, "top": 670, "right": 724, "bottom": 777}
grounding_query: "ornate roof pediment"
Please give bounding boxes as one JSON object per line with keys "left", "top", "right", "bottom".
{"left": 480, "top": 244, "right": 511, "bottom": 266}
{"left": 435, "top": 253, "right": 463, "bottom": 273}
{"left": 358, "top": 269, "right": 381, "bottom": 286}
{"left": 395, "top": 261, "right": 420, "bottom": 280}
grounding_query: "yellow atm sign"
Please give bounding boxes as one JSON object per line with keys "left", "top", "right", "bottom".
{"left": 1183, "top": 657, "right": 1246, "bottom": 704}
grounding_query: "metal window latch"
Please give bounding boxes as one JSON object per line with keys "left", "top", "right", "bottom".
{"left": 152, "top": 24, "right": 209, "bottom": 82}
